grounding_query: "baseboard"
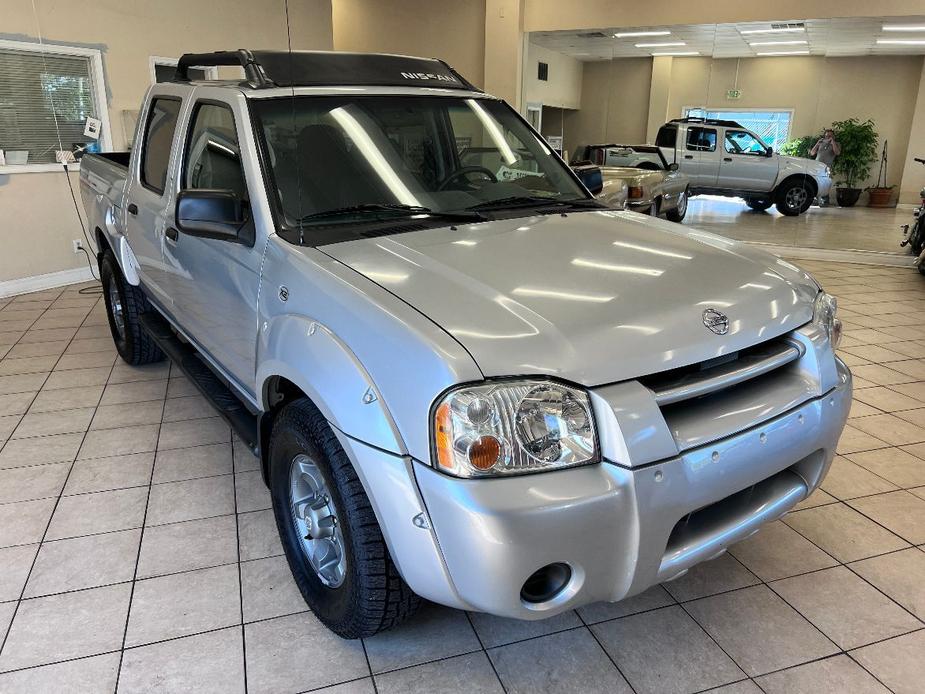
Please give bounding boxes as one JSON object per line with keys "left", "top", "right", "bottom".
{"left": 745, "top": 242, "right": 913, "bottom": 268}
{"left": 0, "top": 266, "right": 97, "bottom": 299}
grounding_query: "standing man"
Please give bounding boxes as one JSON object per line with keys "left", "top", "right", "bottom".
{"left": 810, "top": 129, "right": 840, "bottom": 206}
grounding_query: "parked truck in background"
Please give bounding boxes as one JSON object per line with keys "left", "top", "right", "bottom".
{"left": 79, "top": 49, "right": 851, "bottom": 640}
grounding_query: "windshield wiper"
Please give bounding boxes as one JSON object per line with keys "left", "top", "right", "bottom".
{"left": 299, "top": 203, "right": 484, "bottom": 223}
{"left": 465, "top": 196, "right": 604, "bottom": 212}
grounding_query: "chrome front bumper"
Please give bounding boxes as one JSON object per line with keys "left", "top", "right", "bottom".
{"left": 412, "top": 359, "right": 851, "bottom": 620}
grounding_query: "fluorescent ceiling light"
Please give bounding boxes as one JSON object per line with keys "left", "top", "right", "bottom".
{"left": 755, "top": 50, "right": 810, "bottom": 56}
{"left": 635, "top": 42, "right": 685, "bottom": 47}
{"left": 651, "top": 51, "right": 699, "bottom": 56}
{"left": 877, "top": 39, "right": 925, "bottom": 45}
{"left": 748, "top": 40, "right": 808, "bottom": 46}
{"left": 614, "top": 30, "right": 670, "bottom": 38}
{"left": 512, "top": 287, "right": 614, "bottom": 303}
{"left": 882, "top": 25, "right": 925, "bottom": 32}
{"left": 740, "top": 27, "right": 805, "bottom": 35}
{"left": 571, "top": 258, "right": 663, "bottom": 276}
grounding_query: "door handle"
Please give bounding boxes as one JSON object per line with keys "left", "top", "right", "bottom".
{"left": 165, "top": 227, "right": 179, "bottom": 241}
{"left": 127, "top": 203, "right": 138, "bottom": 215}
{"left": 683, "top": 154, "right": 694, "bottom": 160}
{"left": 723, "top": 157, "right": 733, "bottom": 162}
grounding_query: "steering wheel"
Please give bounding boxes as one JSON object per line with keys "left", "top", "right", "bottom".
{"left": 437, "top": 166, "right": 498, "bottom": 191}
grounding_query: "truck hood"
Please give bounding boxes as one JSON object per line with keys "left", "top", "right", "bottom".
{"left": 321, "top": 211, "right": 819, "bottom": 386}
{"left": 778, "top": 153, "right": 828, "bottom": 175}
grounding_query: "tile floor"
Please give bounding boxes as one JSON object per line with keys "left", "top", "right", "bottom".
{"left": 0, "top": 263, "right": 924, "bottom": 693}
{"left": 687, "top": 196, "right": 911, "bottom": 255}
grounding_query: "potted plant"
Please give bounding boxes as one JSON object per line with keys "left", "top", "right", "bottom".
{"left": 866, "top": 140, "right": 894, "bottom": 207}
{"left": 780, "top": 134, "right": 819, "bottom": 160}
{"left": 830, "top": 118, "right": 878, "bottom": 207}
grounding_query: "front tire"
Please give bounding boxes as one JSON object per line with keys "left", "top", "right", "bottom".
{"left": 774, "top": 180, "right": 814, "bottom": 216}
{"left": 100, "top": 251, "right": 164, "bottom": 366}
{"left": 269, "top": 398, "right": 420, "bottom": 638}
{"left": 666, "top": 188, "right": 689, "bottom": 222}
{"left": 745, "top": 196, "right": 773, "bottom": 211}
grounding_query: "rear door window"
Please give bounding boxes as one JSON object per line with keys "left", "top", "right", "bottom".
{"left": 686, "top": 127, "right": 717, "bottom": 152}
{"left": 141, "top": 97, "right": 182, "bottom": 193}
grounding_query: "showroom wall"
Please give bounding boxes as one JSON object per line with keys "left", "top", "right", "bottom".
{"left": 560, "top": 54, "right": 923, "bottom": 192}
{"left": 523, "top": 42, "right": 582, "bottom": 110}
{"left": 331, "top": 0, "right": 487, "bottom": 88}
{"left": 0, "top": 0, "right": 333, "bottom": 289}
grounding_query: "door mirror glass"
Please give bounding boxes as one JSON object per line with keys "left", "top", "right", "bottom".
{"left": 176, "top": 189, "right": 246, "bottom": 241}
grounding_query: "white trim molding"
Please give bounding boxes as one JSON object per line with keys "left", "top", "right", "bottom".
{"left": 0, "top": 266, "right": 96, "bottom": 299}
{"left": 0, "top": 38, "right": 112, "bottom": 176}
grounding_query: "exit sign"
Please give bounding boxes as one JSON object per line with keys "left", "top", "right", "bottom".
{"left": 726, "top": 89, "right": 742, "bottom": 100}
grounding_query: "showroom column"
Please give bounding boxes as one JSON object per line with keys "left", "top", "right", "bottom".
{"left": 484, "top": 0, "right": 525, "bottom": 109}
{"left": 899, "top": 58, "right": 925, "bottom": 205}
{"left": 646, "top": 56, "right": 673, "bottom": 143}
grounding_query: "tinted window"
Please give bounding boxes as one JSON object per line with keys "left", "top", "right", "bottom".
{"left": 655, "top": 125, "right": 677, "bottom": 149}
{"left": 686, "top": 127, "right": 716, "bottom": 152}
{"left": 141, "top": 97, "right": 181, "bottom": 192}
{"left": 724, "top": 130, "right": 768, "bottom": 155}
{"left": 184, "top": 102, "right": 246, "bottom": 199}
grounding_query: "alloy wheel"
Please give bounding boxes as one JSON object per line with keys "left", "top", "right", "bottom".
{"left": 108, "top": 277, "right": 126, "bottom": 340}
{"left": 288, "top": 453, "right": 347, "bottom": 588}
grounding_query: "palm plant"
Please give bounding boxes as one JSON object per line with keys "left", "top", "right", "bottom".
{"left": 830, "top": 118, "right": 878, "bottom": 190}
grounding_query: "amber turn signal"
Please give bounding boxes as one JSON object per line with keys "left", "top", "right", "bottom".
{"left": 434, "top": 402, "right": 455, "bottom": 471}
{"left": 468, "top": 435, "right": 502, "bottom": 470}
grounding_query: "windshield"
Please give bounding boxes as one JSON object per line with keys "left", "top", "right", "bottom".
{"left": 252, "top": 95, "right": 589, "bottom": 233}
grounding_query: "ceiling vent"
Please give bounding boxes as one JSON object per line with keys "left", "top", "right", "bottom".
{"left": 770, "top": 22, "right": 806, "bottom": 30}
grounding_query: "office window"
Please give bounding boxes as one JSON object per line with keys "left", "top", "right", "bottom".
{"left": 0, "top": 41, "right": 109, "bottom": 169}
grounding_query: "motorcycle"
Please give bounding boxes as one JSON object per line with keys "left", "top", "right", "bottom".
{"left": 900, "top": 158, "right": 925, "bottom": 267}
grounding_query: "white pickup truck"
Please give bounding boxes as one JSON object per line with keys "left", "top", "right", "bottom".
{"left": 605, "top": 118, "right": 832, "bottom": 216}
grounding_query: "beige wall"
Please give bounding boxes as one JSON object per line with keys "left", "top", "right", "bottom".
{"left": 562, "top": 58, "right": 653, "bottom": 149}
{"left": 331, "top": 0, "right": 486, "bottom": 87}
{"left": 899, "top": 61, "right": 925, "bottom": 204}
{"left": 1, "top": 0, "right": 332, "bottom": 285}
{"left": 524, "top": 42, "right": 582, "bottom": 110}
{"left": 562, "top": 54, "right": 923, "bottom": 194}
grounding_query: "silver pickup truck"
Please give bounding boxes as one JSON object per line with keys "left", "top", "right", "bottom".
{"left": 80, "top": 49, "right": 851, "bottom": 639}
{"left": 617, "top": 118, "right": 833, "bottom": 216}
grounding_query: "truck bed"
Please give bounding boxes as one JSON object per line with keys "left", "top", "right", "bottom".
{"left": 80, "top": 151, "right": 130, "bottom": 211}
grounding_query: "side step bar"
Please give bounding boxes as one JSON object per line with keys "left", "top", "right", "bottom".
{"left": 139, "top": 311, "right": 259, "bottom": 453}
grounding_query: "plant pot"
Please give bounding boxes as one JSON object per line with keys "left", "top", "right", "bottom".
{"left": 867, "top": 187, "right": 893, "bottom": 207}
{"left": 836, "top": 187, "right": 862, "bottom": 207}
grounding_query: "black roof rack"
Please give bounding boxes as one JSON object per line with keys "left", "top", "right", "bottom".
{"left": 174, "top": 49, "right": 480, "bottom": 92}
{"left": 669, "top": 117, "right": 744, "bottom": 128}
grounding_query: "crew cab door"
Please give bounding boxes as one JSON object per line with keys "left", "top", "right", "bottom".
{"left": 716, "top": 129, "right": 779, "bottom": 192}
{"left": 124, "top": 93, "right": 184, "bottom": 307}
{"left": 160, "top": 91, "right": 263, "bottom": 399}
{"left": 680, "top": 126, "right": 719, "bottom": 187}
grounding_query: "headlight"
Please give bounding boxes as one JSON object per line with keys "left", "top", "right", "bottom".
{"left": 813, "top": 292, "right": 842, "bottom": 349}
{"left": 432, "top": 381, "right": 598, "bottom": 478}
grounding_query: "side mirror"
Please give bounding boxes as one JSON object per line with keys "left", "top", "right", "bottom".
{"left": 766, "top": 147, "right": 774, "bottom": 157}
{"left": 668, "top": 162, "right": 680, "bottom": 171}
{"left": 176, "top": 189, "right": 247, "bottom": 242}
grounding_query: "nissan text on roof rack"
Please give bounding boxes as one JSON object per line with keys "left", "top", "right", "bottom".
{"left": 79, "top": 49, "right": 852, "bottom": 638}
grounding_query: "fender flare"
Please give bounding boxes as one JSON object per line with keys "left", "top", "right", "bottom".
{"left": 257, "top": 314, "right": 406, "bottom": 455}
{"left": 96, "top": 213, "right": 141, "bottom": 287}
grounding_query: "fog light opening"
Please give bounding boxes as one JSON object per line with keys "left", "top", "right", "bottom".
{"left": 520, "top": 563, "right": 572, "bottom": 604}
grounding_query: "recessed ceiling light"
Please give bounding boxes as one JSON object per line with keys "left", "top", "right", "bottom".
{"left": 876, "top": 38, "right": 925, "bottom": 45}
{"left": 740, "top": 27, "right": 805, "bottom": 35}
{"left": 882, "top": 25, "right": 925, "bottom": 32}
{"left": 614, "top": 30, "right": 671, "bottom": 38}
{"left": 748, "top": 40, "right": 808, "bottom": 46}
{"left": 755, "top": 50, "right": 810, "bottom": 56}
{"left": 651, "top": 51, "right": 700, "bottom": 56}
{"left": 635, "top": 42, "right": 686, "bottom": 48}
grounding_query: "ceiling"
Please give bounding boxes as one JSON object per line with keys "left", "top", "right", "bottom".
{"left": 530, "top": 16, "right": 925, "bottom": 61}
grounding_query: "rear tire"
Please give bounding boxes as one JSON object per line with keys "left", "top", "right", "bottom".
{"left": 745, "top": 197, "right": 773, "bottom": 212}
{"left": 774, "top": 180, "right": 815, "bottom": 216}
{"left": 909, "top": 218, "right": 925, "bottom": 256}
{"left": 666, "top": 188, "right": 689, "bottom": 222}
{"left": 100, "top": 251, "right": 164, "bottom": 366}
{"left": 269, "top": 398, "right": 421, "bottom": 638}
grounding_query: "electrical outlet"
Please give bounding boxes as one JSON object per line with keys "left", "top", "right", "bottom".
{"left": 72, "top": 239, "right": 84, "bottom": 254}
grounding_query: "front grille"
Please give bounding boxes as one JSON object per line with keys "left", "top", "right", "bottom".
{"left": 640, "top": 335, "right": 811, "bottom": 451}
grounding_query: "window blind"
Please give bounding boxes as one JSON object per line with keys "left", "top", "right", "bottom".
{"left": 0, "top": 48, "right": 98, "bottom": 164}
